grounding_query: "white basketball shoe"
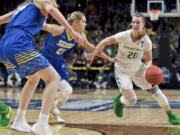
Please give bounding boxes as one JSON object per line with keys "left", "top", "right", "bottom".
{"left": 32, "top": 122, "right": 53, "bottom": 135}
{"left": 11, "top": 119, "right": 32, "bottom": 132}
{"left": 50, "top": 107, "right": 65, "bottom": 123}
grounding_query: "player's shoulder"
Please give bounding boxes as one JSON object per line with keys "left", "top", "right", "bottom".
{"left": 142, "top": 35, "right": 152, "bottom": 46}
{"left": 114, "top": 29, "right": 131, "bottom": 38}
{"left": 117, "top": 29, "right": 131, "bottom": 35}
{"left": 143, "top": 35, "right": 151, "bottom": 42}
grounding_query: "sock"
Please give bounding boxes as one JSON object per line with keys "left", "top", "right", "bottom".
{"left": 38, "top": 112, "right": 49, "bottom": 124}
{"left": 120, "top": 96, "right": 128, "bottom": 105}
{"left": 120, "top": 96, "right": 137, "bottom": 105}
{"left": 15, "top": 109, "right": 26, "bottom": 121}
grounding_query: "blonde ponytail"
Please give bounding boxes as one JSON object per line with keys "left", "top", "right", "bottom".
{"left": 67, "top": 11, "right": 85, "bottom": 25}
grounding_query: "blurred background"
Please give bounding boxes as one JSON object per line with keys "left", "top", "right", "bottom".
{"left": 0, "top": 0, "right": 180, "bottom": 90}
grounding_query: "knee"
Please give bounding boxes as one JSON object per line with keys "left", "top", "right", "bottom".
{"left": 57, "top": 86, "right": 73, "bottom": 99}
{"left": 126, "top": 96, "right": 137, "bottom": 105}
{"left": 61, "top": 86, "right": 73, "bottom": 96}
{"left": 64, "top": 86, "right": 73, "bottom": 95}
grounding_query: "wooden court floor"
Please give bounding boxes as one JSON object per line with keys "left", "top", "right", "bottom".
{"left": 0, "top": 88, "right": 179, "bottom": 135}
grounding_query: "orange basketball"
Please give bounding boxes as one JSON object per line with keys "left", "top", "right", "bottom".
{"left": 145, "top": 65, "right": 164, "bottom": 85}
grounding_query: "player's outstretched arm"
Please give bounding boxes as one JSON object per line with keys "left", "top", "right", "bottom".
{"left": 82, "top": 35, "right": 117, "bottom": 62}
{"left": 42, "top": 3, "right": 83, "bottom": 44}
{"left": 87, "top": 35, "right": 118, "bottom": 64}
{"left": 0, "top": 11, "right": 15, "bottom": 25}
{"left": 42, "top": 23, "right": 65, "bottom": 36}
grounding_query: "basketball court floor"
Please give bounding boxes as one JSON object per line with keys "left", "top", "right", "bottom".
{"left": 0, "top": 88, "right": 179, "bottom": 135}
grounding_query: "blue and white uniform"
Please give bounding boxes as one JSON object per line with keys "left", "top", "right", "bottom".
{"left": 42, "top": 31, "right": 78, "bottom": 81}
{"left": 0, "top": 2, "right": 50, "bottom": 77}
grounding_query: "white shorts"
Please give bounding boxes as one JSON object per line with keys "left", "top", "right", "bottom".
{"left": 114, "top": 62, "right": 152, "bottom": 91}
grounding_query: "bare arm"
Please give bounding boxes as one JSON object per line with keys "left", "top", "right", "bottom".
{"left": 81, "top": 36, "right": 112, "bottom": 61}
{"left": 42, "top": 23, "right": 65, "bottom": 36}
{"left": 144, "top": 50, "right": 152, "bottom": 67}
{"left": 86, "top": 35, "right": 121, "bottom": 64}
{"left": 42, "top": 3, "right": 83, "bottom": 44}
{"left": 0, "top": 11, "right": 15, "bottom": 25}
{"left": 91, "top": 35, "right": 118, "bottom": 56}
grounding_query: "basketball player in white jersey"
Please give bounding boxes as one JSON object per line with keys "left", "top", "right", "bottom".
{"left": 87, "top": 14, "right": 180, "bottom": 125}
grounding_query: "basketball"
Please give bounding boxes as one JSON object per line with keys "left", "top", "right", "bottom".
{"left": 145, "top": 65, "right": 164, "bottom": 85}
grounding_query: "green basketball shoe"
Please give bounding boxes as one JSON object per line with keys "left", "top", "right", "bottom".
{"left": 167, "top": 111, "right": 180, "bottom": 125}
{"left": 113, "top": 93, "right": 123, "bottom": 117}
{"left": 0, "top": 105, "right": 12, "bottom": 128}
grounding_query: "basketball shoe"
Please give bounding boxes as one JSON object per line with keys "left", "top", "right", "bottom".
{"left": 0, "top": 103, "right": 12, "bottom": 128}
{"left": 113, "top": 93, "right": 124, "bottom": 117}
{"left": 50, "top": 106, "right": 65, "bottom": 123}
{"left": 11, "top": 119, "right": 32, "bottom": 132}
{"left": 167, "top": 111, "right": 180, "bottom": 125}
{"left": 32, "top": 122, "right": 53, "bottom": 135}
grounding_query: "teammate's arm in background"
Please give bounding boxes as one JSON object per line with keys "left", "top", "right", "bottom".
{"left": 42, "top": 23, "right": 65, "bottom": 36}
{"left": 0, "top": 11, "right": 15, "bottom": 25}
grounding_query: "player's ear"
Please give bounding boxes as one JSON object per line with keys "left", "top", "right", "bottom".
{"left": 129, "top": 24, "right": 132, "bottom": 28}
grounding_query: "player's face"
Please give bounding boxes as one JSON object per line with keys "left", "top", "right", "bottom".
{"left": 131, "top": 16, "right": 145, "bottom": 33}
{"left": 75, "top": 16, "right": 87, "bottom": 32}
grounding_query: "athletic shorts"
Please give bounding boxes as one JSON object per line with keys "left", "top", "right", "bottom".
{"left": 114, "top": 62, "right": 152, "bottom": 90}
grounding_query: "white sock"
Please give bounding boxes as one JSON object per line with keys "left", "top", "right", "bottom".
{"left": 38, "top": 112, "right": 49, "bottom": 124}
{"left": 152, "top": 90, "right": 169, "bottom": 107}
{"left": 15, "top": 109, "right": 26, "bottom": 121}
{"left": 120, "top": 96, "right": 128, "bottom": 105}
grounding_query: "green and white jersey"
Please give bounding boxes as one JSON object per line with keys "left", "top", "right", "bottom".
{"left": 114, "top": 29, "right": 152, "bottom": 65}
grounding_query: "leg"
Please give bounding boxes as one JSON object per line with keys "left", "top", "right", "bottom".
{"left": 113, "top": 88, "right": 137, "bottom": 117}
{"left": 11, "top": 75, "right": 40, "bottom": 132}
{"left": 51, "top": 80, "right": 73, "bottom": 122}
{"left": 133, "top": 68, "right": 180, "bottom": 125}
{"left": 32, "top": 66, "right": 59, "bottom": 135}
{"left": 113, "top": 63, "right": 137, "bottom": 117}
{"left": 147, "top": 85, "right": 180, "bottom": 125}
